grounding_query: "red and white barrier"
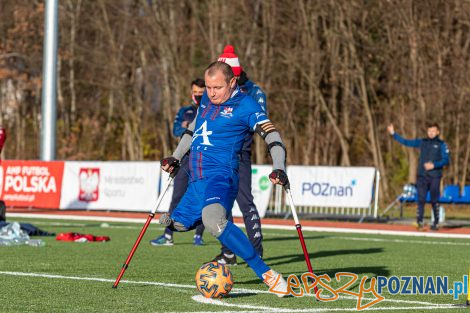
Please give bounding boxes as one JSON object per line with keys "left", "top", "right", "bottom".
{"left": 59, "top": 161, "right": 160, "bottom": 212}
{"left": 0, "top": 161, "right": 379, "bottom": 219}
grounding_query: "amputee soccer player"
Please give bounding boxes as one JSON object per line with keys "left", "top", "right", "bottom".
{"left": 159, "top": 61, "right": 288, "bottom": 295}
{"left": 211, "top": 44, "right": 266, "bottom": 265}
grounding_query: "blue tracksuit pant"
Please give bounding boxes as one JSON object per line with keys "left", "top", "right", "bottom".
{"left": 416, "top": 175, "right": 441, "bottom": 225}
{"left": 221, "top": 150, "right": 263, "bottom": 257}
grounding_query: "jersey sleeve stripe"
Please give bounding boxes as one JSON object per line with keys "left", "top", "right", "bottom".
{"left": 261, "top": 122, "right": 276, "bottom": 132}
{"left": 252, "top": 119, "right": 270, "bottom": 131}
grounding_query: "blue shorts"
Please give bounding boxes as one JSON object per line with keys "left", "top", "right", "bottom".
{"left": 171, "top": 173, "right": 239, "bottom": 230}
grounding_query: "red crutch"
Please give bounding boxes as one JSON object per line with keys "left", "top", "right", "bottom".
{"left": 284, "top": 186, "right": 319, "bottom": 296}
{"left": 112, "top": 175, "right": 174, "bottom": 288}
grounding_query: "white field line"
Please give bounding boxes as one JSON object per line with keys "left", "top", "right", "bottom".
{"left": 19, "top": 220, "right": 470, "bottom": 245}
{"left": 7, "top": 213, "right": 154, "bottom": 224}
{"left": 8, "top": 212, "right": 470, "bottom": 239}
{"left": 29, "top": 221, "right": 151, "bottom": 230}
{"left": 9, "top": 215, "right": 470, "bottom": 245}
{"left": 331, "top": 236, "right": 470, "bottom": 246}
{"left": 191, "top": 295, "right": 464, "bottom": 312}
{"left": 0, "top": 270, "right": 458, "bottom": 309}
{"left": 28, "top": 221, "right": 88, "bottom": 227}
{"left": 0, "top": 270, "right": 287, "bottom": 296}
{"left": 5, "top": 219, "right": 468, "bottom": 250}
{"left": 260, "top": 224, "right": 470, "bottom": 240}
{"left": 262, "top": 232, "right": 470, "bottom": 246}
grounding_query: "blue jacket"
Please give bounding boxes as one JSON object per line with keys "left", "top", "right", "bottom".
{"left": 173, "top": 103, "right": 197, "bottom": 138}
{"left": 239, "top": 79, "right": 267, "bottom": 152}
{"left": 393, "top": 133, "right": 450, "bottom": 177}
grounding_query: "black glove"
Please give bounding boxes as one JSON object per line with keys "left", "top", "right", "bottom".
{"left": 269, "top": 169, "right": 290, "bottom": 189}
{"left": 161, "top": 156, "right": 180, "bottom": 175}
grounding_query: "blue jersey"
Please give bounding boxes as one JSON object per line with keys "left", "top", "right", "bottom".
{"left": 188, "top": 88, "right": 268, "bottom": 180}
{"left": 240, "top": 80, "right": 267, "bottom": 152}
{"left": 240, "top": 80, "right": 267, "bottom": 113}
{"left": 173, "top": 103, "right": 198, "bottom": 137}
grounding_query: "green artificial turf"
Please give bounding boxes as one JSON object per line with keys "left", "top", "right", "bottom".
{"left": 0, "top": 217, "right": 468, "bottom": 312}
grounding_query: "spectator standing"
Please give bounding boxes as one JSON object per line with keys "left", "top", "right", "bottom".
{"left": 388, "top": 123, "right": 450, "bottom": 231}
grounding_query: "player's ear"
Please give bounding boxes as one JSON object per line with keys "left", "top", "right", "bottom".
{"left": 229, "top": 77, "right": 237, "bottom": 89}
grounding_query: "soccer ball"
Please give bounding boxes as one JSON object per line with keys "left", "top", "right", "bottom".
{"left": 195, "top": 262, "right": 233, "bottom": 298}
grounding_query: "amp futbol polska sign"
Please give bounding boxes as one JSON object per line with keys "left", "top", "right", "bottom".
{"left": 0, "top": 160, "right": 65, "bottom": 208}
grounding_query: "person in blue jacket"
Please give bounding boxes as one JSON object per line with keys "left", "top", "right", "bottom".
{"left": 159, "top": 61, "right": 289, "bottom": 295}
{"left": 388, "top": 123, "right": 450, "bottom": 231}
{"left": 210, "top": 45, "right": 266, "bottom": 265}
{"left": 150, "top": 78, "right": 206, "bottom": 246}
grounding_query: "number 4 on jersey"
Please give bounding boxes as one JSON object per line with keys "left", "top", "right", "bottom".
{"left": 192, "top": 121, "right": 213, "bottom": 146}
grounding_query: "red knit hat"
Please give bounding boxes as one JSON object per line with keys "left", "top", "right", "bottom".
{"left": 218, "top": 45, "right": 243, "bottom": 76}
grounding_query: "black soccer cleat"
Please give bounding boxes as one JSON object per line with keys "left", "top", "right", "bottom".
{"left": 210, "top": 253, "right": 238, "bottom": 266}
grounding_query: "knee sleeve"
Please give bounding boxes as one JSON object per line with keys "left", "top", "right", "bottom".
{"left": 172, "top": 221, "right": 188, "bottom": 232}
{"left": 202, "top": 203, "right": 227, "bottom": 238}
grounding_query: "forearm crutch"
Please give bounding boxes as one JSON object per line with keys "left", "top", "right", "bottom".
{"left": 112, "top": 174, "right": 174, "bottom": 288}
{"left": 284, "top": 186, "right": 319, "bottom": 296}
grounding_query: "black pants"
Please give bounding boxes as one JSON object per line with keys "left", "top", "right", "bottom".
{"left": 221, "top": 150, "right": 264, "bottom": 257}
{"left": 0, "top": 200, "right": 5, "bottom": 222}
{"left": 164, "top": 156, "right": 205, "bottom": 237}
{"left": 416, "top": 175, "right": 441, "bottom": 225}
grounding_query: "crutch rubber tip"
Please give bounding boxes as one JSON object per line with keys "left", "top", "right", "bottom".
{"left": 112, "top": 285, "right": 117, "bottom": 289}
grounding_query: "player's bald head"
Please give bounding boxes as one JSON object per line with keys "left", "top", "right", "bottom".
{"left": 205, "top": 61, "right": 234, "bottom": 84}
{"left": 204, "top": 61, "right": 237, "bottom": 105}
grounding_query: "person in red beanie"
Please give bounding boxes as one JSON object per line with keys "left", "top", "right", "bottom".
{"left": 206, "top": 45, "right": 267, "bottom": 265}
{"left": 217, "top": 45, "right": 243, "bottom": 77}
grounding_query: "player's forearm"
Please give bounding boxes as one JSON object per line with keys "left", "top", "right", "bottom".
{"left": 264, "top": 132, "right": 286, "bottom": 172}
{"left": 255, "top": 121, "right": 287, "bottom": 171}
{"left": 172, "top": 113, "right": 197, "bottom": 159}
{"left": 172, "top": 132, "right": 192, "bottom": 160}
